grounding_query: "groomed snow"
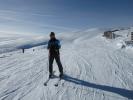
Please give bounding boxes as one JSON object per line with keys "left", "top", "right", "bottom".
{"left": 0, "top": 28, "right": 133, "bottom": 100}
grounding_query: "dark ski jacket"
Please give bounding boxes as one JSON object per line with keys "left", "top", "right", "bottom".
{"left": 47, "top": 38, "right": 61, "bottom": 56}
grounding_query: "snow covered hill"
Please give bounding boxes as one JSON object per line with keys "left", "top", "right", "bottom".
{"left": 0, "top": 32, "right": 48, "bottom": 54}
{"left": 0, "top": 28, "right": 133, "bottom": 100}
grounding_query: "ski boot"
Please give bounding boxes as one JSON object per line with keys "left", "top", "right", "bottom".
{"left": 59, "top": 73, "right": 63, "bottom": 78}
{"left": 49, "top": 74, "right": 52, "bottom": 78}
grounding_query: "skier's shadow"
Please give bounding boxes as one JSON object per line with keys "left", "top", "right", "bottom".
{"left": 62, "top": 74, "right": 133, "bottom": 99}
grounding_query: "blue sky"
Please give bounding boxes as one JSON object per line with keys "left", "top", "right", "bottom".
{"left": 0, "top": 0, "right": 133, "bottom": 34}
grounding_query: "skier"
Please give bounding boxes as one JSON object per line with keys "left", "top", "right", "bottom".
{"left": 47, "top": 32, "right": 63, "bottom": 78}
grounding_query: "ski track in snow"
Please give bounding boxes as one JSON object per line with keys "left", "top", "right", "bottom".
{"left": 0, "top": 30, "right": 133, "bottom": 100}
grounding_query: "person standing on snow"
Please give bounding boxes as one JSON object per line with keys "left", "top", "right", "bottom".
{"left": 47, "top": 32, "right": 63, "bottom": 78}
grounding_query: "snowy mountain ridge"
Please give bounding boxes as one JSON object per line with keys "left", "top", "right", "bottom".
{"left": 0, "top": 27, "right": 133, "bottom": 100}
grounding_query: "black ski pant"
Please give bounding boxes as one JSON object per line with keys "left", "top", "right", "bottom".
{"left": 49, "top": 55, "right": 63, "bottom": 75}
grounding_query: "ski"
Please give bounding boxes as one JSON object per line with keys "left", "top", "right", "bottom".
{"left": 44, "top": 78, "right": 50, "bottom": 86}
{"left": 54, "top": 78, "right": 62, "bottom": 87}
{"left": 44, "top": 71, "right": 56, "bottom": 86}
{"left": 54, "top": 73, "right": 66, "bottom": 87}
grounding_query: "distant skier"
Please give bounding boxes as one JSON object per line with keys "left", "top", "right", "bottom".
{"left": 22, "top": 48, "right": 25, "bottom": 53}
{"left": 47, "top": 32, "right": 63, "bottom": 78}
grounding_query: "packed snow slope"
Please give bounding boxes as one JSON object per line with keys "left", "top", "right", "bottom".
{"left": 0, "top": 28, "right": 133, "bottom": 100}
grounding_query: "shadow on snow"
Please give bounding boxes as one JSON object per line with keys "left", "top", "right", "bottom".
{"left": 62, "top": 74, "right": 133, "bottom": 99}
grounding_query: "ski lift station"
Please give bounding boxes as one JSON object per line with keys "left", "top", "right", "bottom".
{"left": 125, "top": 32, "right": 133, "bottom": 45}
{"left": 103, "top": 30, "right": 119, "bottom": 39}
